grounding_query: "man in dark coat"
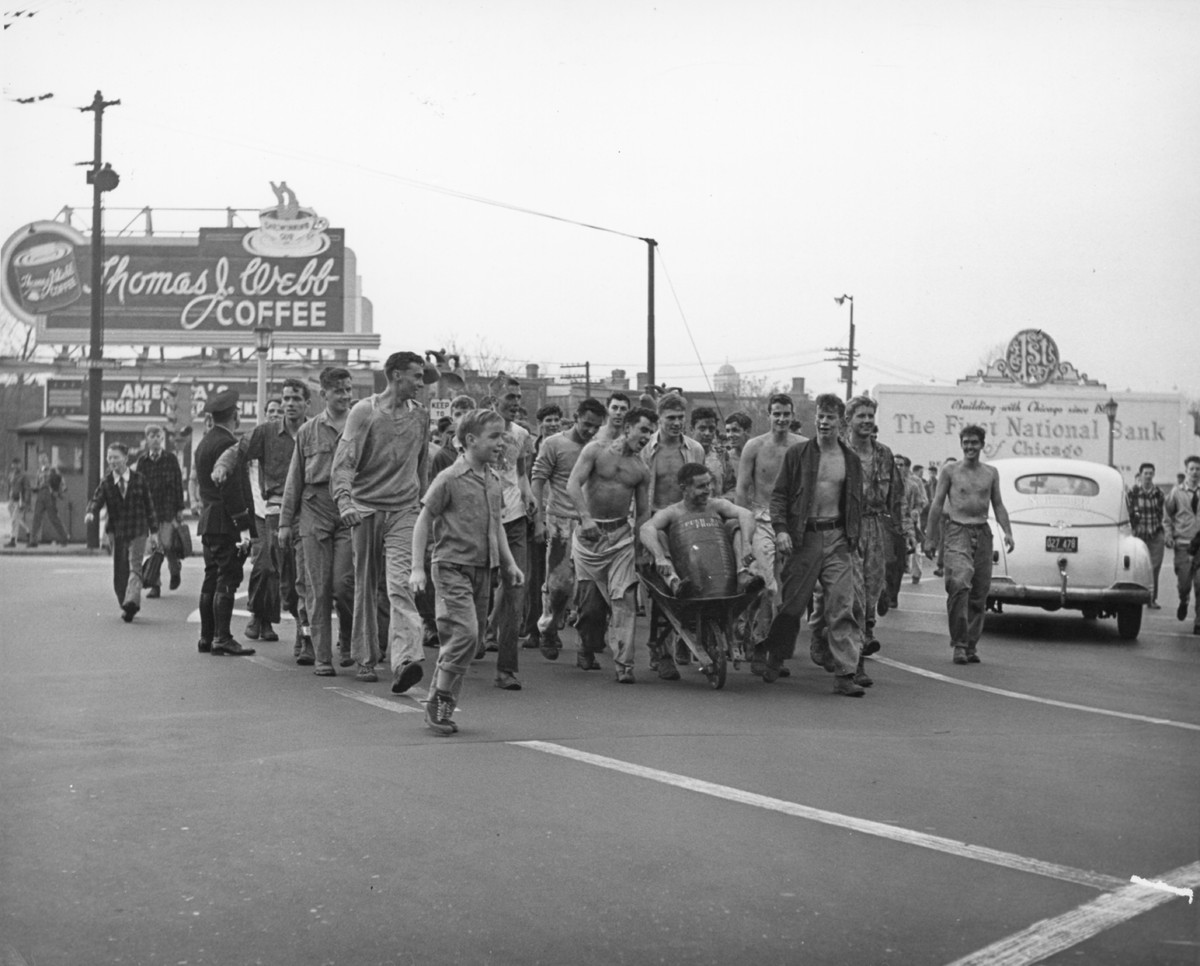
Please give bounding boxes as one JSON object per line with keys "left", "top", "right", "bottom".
{"left": 194, "top": 390, "right": 257, "bottom": 655}
{"left": 85, "top": 441, "right": 159, "bottom": 622}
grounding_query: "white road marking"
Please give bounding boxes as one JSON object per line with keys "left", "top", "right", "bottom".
{"left": 509, "top": 740, "right": 1124, "bottom": 892}
{"left": 944, "top": 860, "right": 1200, "bottom": 966}
{"left": 874, "top": 656, "right": 1200, "bottom": 732}
{"left": 324, "top": 686, "right": 422, "bottom": 714}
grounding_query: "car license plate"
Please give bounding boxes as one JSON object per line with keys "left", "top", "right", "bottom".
{"left": 1045, "top": 535, "right": 1078, "bottom": 553}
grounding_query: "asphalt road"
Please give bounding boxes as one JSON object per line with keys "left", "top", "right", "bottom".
{"left": 2, "top": 553, "right": 1197, "bottom": 966}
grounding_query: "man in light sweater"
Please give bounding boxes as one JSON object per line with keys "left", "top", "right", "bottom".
{"left": 331, "top": 351, "right": 432, "bottom": 692}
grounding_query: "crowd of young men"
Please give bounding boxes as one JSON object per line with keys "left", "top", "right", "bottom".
{"left": 79, "top": 351, "right": 1199, "bottom": 734}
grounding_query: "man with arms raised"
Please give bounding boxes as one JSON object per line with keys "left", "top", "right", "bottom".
{"left": 566, "top": 406, "right": 657, "bottom": 682}
{"left": 531, "top": 397, "right": 607, "bottom": 664}
{"left": 758, "top": 394, "right": 866, "bottom": 696}
{"left": 924, "top": 424, "right": 1014, "bottom": 665}
{"left": 736, "top": 394, "right": 806, "bottom": 656}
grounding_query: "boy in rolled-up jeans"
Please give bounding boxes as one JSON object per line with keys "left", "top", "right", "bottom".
{"left": 410, "top": 410, "right": 523, "bottom": 736}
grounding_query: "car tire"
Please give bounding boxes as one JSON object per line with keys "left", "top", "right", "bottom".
{"left": 1116, "top": 604, "right": 1142, "bottom": 640}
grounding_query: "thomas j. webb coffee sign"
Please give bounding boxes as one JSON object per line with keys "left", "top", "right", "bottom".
{"left": 1, "top": 184, "right": 377, "bottom": 349}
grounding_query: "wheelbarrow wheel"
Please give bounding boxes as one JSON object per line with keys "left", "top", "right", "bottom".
{"left": 700, "top": 622, "right": 727, "bottom": 690}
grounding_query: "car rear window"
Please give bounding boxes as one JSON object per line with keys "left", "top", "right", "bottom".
{"left": 1014, "top": 474, "right": 1100, "bottom": 496}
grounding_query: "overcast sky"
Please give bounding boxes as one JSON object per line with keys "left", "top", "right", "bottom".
{"left": 3, "top": 0, "right": 1197, "bottom": 399}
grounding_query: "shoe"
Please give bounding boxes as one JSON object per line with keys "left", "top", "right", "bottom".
{"left": 197, "top": 639, "right": 212, "bottom": 653}
{"left": 424, "top": 690, "right": 458, "bottom": 735}
{"left": 656, "top": 658, "right": 681, "bottom": 681}
{"left": 338, "top": 649, "right": 354, "bottom": 668}
{"left": 244, "top": 619, "right": 261, "bottom": 640}
{"left": 422, "top": 623, "right": 440, "bottom": 648}
{"left": 777, "top": 666, "right": 791, "bottom": 678}
{"left": 2, "top": 540, "right": 14, "bottom": 548}
{"left": 539, "top": 640, "right": 560, "bottom": 661}
{"left": 616, "top": 666, "right": 635, "bottom": 684}
{"left": 296, "top": 655, "right": 315, "bottom": 666}
{"left": 953, "top": 646, "right": 968, "bottom": 665}
{"left": 391, "top": 661, "right": 424, "bottom": 694}
{"left": 751, "top": 644, "right": 767, "bottom": 676}
{"left": 494, "top": 671, "right": 522, "bottom": 691}
{"left": 761, "top": 656, "right": 783, "bottom": 684}
{"left": 877, "top": 597, "right": 889, "bottom": 616}
{"left": 1177, "top": 600, "right": 1188, "bottom": 621}
{"left": 862, "top": 637, "right": 881, "bottom": 656}
{"left": 259, "top": 623, "right": 279, "bottom": 642}
{"left": 146, "top": 586, "right": 161, "bottom": 599}
{"left": 169, "top": 573, "right": 181, "bottom": 591}
{"left": 355, "top": 664, "right": 378, "bottom": 683}
{"left": 121, "top": 602, "right": 138, "bottom": 623}
{"left": 519, "top": 634, "right": 540, "bottom": 649}
{"left": 911, "top": 575, "right": 921, "bottom": 584}
{"left": 313, "top": 664, "right": 336, "bottom": 677}
{"left": 853, "top": 661, "right": 874, "bottom": 688}
{"left": 833, "top": 674, "right": 866, "bottom": 697}
{"left": 889, "top": 597, "right": 899, "bottom": 610}
{"left": 966, "top": 650, "right": 982, "bottom": 663}
{"left": 1148, "top": 600, "right": 1160, "bottom": 609}
{"left": 934, "top": 567, "right": 944, "bottom": 577}
{"left": 577, "top": 650, "right": 600, "bottom": 671}
{"left": 809, "top": 644, "right": 836, "bottom": 673}
{"left": 212, "top": 639, "right": 256, "bottom": 656}
{"left": 485, "top": 638, "right": 498, "bottom": 652}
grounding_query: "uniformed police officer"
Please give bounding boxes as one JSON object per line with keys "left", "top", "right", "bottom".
{"left": 194, "top": 390, "right": 258, "bottom": 655}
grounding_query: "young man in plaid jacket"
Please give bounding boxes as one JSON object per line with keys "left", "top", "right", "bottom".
{"left": 135, "top": 424, "right": 186, "bottom": 597}
{"left": 85, "top": 441, "right": 160, "bottom": 622}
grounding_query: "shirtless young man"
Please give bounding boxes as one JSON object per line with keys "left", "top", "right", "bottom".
{"left": 736, "top": 394, "right": 807, "bottom": 641}
{"left": 566, "top": 406, "right": 657, "bottom": 682}
{"left": 592, "top": 392, "right": 631, "bottom": 444}
{"left": 758, "top": 393, "right": 867, "bottom": 696}
{"left": 923, "top": 424, "right": 1014, "bottom": 665}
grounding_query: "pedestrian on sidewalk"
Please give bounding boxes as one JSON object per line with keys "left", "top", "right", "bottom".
{"left": 135, "top": 424, "right": 185, "bottom": 597}
{"left": 5, "top": 457, "right": 31, "bottom": 547}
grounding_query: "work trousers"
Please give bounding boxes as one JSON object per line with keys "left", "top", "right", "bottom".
{"left": 145, "top": 521, "right": 182, "bottom": 587}
{"left": 1172, "top": 543, "right": 1200, "bottom": 613}
{"left": 858, "top": 514, "right": 890, "bottom": 628}
{"left": 30, "top": 492, "right": 68, "bottom": 544}
{"left": 111, "top": 534, "right": 148, "bottom": 608}
{"left": 1139, "top": 531, "right": 1164, "bottom": 602}
{"left": 749, "top": 514, "right": 780, "bottom": 640}
{"left": 7, "top": 500, "right": 30, "bottom": 542}
{"left": 765, "top": 528, "right": 861, "bottom": 676}
{"left": 536, "top": 515, "right": 577, "bottom": 640}
{"left": 943, "top": 520, "right": 993, "bottom": 651}
{"left": 300, "top": 489, "right": 353, "bottom": 666}
{"left": 432, "top": 562, "right": 493, "bottom": 700}
{"left": 522, "top": 520, "right": 546, "bottom": 639}
{"left": 350, "top": 506, "right": 423, "bottom": 672}
{"left": 485, "top": 517, "right": 527, "bottom": 676}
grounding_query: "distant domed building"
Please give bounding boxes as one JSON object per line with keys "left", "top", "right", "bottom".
{"left": 715, "top": 361, "right": 738, "bottom": 394}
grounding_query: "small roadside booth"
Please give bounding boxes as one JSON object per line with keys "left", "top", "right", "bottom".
{"left": 15, "top": 416, "right": 89, "bottom": 542}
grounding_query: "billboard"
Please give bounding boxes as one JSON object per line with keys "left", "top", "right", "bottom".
{"left": 2, "top": 185, "right": 378, "bottom": 349}
{"left": 46, "top": 377, "right": 286, "bottom": 423}
{"left": 873, "top": 384, "right": 1195, "bottom": 477}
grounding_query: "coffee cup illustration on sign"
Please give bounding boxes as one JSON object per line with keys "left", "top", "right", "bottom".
{"left": 10, "top": 233, "right": 83, "bottom": 314}
{"left": 243, "top": 182, "right": 331, "bottom": 257}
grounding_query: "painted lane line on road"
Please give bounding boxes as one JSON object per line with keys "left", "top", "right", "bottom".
{"left": 510, "top": 740, "right": 1124, "bottom": 892}
{"left": 324, "top": 686, "right": 422, "bottom": 714}
{"left": 945, "top": 860, "right": 1200, "bottom": 966}
{"left": 873, "top": 656, "right": 1200, "bottom": 732}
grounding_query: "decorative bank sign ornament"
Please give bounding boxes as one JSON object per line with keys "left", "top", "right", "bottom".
{"left": 970, "top": 329, "right": 1099, "bottom": 388}
{"left": 0, "top": 184, "right": 377, "bottom": 349}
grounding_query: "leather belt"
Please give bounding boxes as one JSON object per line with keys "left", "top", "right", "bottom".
{"left": 594, "top": 518, "right": 629, "bottom": 532}
{"left": 805, "top": 518, "right": 843, "bottom": 532}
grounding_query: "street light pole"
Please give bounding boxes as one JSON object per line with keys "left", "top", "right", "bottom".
{"left": 80, "top": 90, "right": 120, "bottom": 549}
{"left": 1103, "top": 397, "right": 1119, "bottom": 468}
{"left": 254, "top": 326, "right": 273, "bottom": 424}
{"left": 831, "top": 294, "right": 856, "bottom": 400}
{"left": 643, "top": 237, "right": 657, "bottom": 388}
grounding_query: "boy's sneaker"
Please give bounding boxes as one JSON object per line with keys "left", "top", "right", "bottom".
{"left": 952, "top": 646, "right": 968, "bottom": 665}
{"left": 425, "top": 690, "right": 458, "bottom": 736}
{"left": 356, "top": 664, "right": 379, "bottom": 683}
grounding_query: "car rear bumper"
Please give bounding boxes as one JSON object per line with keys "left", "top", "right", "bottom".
{"left": 988, "top": 579, "right": 1151, "bottom": 607}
